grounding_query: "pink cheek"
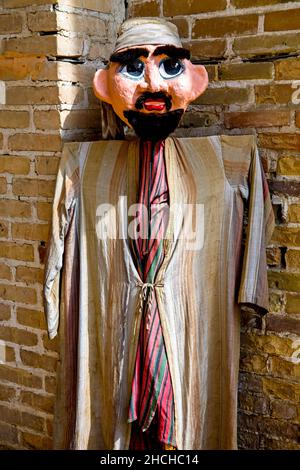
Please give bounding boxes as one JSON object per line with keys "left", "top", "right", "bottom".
{"left": 110, "top": 76, "right": 137, "bottom": 109}
{"left": 169, "top": 80, "right": 191, "bottom": 109}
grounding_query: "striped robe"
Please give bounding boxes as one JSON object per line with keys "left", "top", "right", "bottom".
{"left": 43, "top": 135, "right": 274, "bottom": 450}
{"left": 128, "top": 140, "right": 176, "bottom": 449}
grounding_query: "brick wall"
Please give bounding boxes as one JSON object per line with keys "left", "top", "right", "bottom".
{"left": 128, "top": 0, "right": 300, "bottom": 450}
{"left": 0, "top": 0, "right": 299, "bottom": 450}
{"left": 0, "top": 0, "right": 125, "bottom": 449}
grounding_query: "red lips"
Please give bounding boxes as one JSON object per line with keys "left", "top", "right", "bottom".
{"left": 143, "top": 98, "right": 166, "bottom": 111}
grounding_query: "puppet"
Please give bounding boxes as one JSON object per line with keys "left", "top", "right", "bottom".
{"left": 44, "top": 18, "right": 274, "bottom": 450}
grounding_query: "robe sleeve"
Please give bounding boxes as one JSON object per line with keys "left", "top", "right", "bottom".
{"left": 43, "top": 143, "right": 80, "bottom": 339}
{"left": 237, "top": 138, "right": 275, "bottom": 314}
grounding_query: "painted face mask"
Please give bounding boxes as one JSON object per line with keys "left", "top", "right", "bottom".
{"left": 93, "top": 19, "right": 208, "bottom": 140}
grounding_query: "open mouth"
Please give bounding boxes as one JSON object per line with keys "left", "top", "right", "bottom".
{"left": 135, "top": 93, "right": 171, "bottom": 112}
{"left": 143, "top": 98, "right": 166, "bottom": 112}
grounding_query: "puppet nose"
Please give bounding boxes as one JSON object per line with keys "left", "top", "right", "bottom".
{"left": 144, "top": 65, "right": 168, "bottom": 93}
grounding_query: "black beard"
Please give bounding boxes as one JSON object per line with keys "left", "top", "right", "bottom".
{"left": 124, "top": 109, "right": 184, "bottom": 141}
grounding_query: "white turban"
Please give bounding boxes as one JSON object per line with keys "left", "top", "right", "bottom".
{"left": 113, "top": 17, "right": 182, "bottom": 52}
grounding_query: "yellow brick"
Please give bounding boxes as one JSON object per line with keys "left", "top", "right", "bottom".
{"left": 0, "top": 177, "right": 7, "bottom": 194}
{"left": 219, "top": 62, "right": 273, "bottom": 81}
{"left": 0, "top": 54, "right": 48, "bottom": 81}
{"left": 12, "top": 223, "right": 49, "bottom": 242}
{"left": 21, "top": 390, "right": 54, "bottom": 414}
{"left": 34, "top": 110, "right": 60, "bottom": 130}
{"left": 242, "top": 331, "right": 298, "bottom": 357}
{"left": 286, "top": 250, "right": 300, "bottom": 271}
{"left": 57, "top": 37, "right": 84, "bottom": 57}
{"left": 269, "top": 356, "right": 300, "bottom": 378}
{"left": 9, "top": 134, "right": 61, "bottom": 152}
{"left": 22, "top": 411, "right": 45, "bottom": 433}
{"left": 0, "top": 241, "right": 34, "bottom": 261}
{"left": 0, "top": 364, "right": 42, "bottom": 389}
{"left": 0, "top": 284, "right": 37, "bottom": 304}
{"left": 205, "top": 65, "right": 218, "bottom": 81}
{"left": 31, "top": 61, "right": 58, "bottom": 81}
{"left": 267, "top": 247, "right": 281, "bottom": 267}
{"left": 59, "top": 86, "right": 84, "bottom": 105}
{"left": 271, "top": 399, "right": 297, "bottom": 421}
{"left": 56, "top": 62, "right": 95, "bottom": 86}
{"left": 192, "top": 14, "right": 258, "bottom": 39}
{"left": 272, "top": 227, "right": 300, "bottom": 247}
{"left": 259, "top": 133, "right": 300, "bottom": 151}
{"left": 265, "top": 9, "right": 300, "bottom": 32}
{"left": 0, "top": 325, "right": 38, "bottom": 346}
{"left": 233, "top": 33, "right": 300, "bottom": 58}
{"left": 185, "top": 39, "right": 226, "bottom": 61}
{"left": 268, "top": 271, "right": 300, "bottom": 293}
{"left": 58, "top": 0, "right": 111, "bottom": 12}
{"left": 0, "top": 263, "right": 11, "bottom": 281}
{"left": 6, "top": 346, "right": 16, "bottom": 363}
{"left": 275, "top": 58, "right": 300, "bottom": 80}
{"left": 170, "top": 18, "right": 189, "bottom": 38}
{"left": 15, "top": 266, "right": 44, "bottom": 284}
{"left": 0, "top": 199, "right": 31, "bottom": 218}
{"left": 240, "top": 351, "right": 268, "bottom": 373}
{"left": 88, "top": 42, "right": 110, "bottom": 61}
{"left": 20, "top": 350, "right": 57, "bottom": 372}
{"left": 4, "top": 36, "right": 83, "bottom": 58}
{"left": 277, "top": 156, "right": 300, "bottom": 176}
{"left": 12, "top": 178, "right": 55, "bottom": 198}
{"left": 0, "top": 383, "right": 16, "bottom": 402}
{"left": 0, "top": 221, "right": 9, "bottom": 238}
{"left": 262, "top": 376, "right": 300, "bottom": 401}
{"left": 233, "top": 0, "right": 284, "bottom": 5}
{"left": 195, "top": 87, "right": 250, "bottom": 105}
{"left": 17, "top": 307, "right": 46, "bottom": 330}
{"left": 0, "top": 156, "right": 30, "bottom": 175}
{"left": 3, "top": 0, "right": 51, "bottom": 6}
{"left": 35, "top": 157, "right": 59, "bottom": 176}
{"left": 289, "top": 204, "right": 300, "bottom": 223}
{"left": 225, "top": 110, "right": 290, "bottom": 129}
{"left": 42, "top": 333, "right": 59, "bottom": 353}
{"left": 268, "top": 292, "right": 282, "bottom": 313}
{"left": 0, "top": 14, "right": 23, "bottom": 33}
{"left": 0, "top": 111, "right": 29, "bottom": 129}
{"left": 45, "top": 376, "right": 56, "bottom": 394}
{"left": 129, "top": 0, "right": 160, "bottom": 17}
{"left": 3, "top": 36, "right": 57, "bottom": 56}
{"left": 0, "top": 304, "right": 11, "bottom": 321}
{"left": 286, "top": 294, "right": 300, "bottom": 315}
{"left": 17, "top": 307, "right": 46, "bottom": 329}
{"left": 21, "top": 432, "right": 53, "bottom": 450}
{"left": 6, "top": 86, "right": 59, "bottom": 105}
{"left": 60, "top": 109, "right": 101, "bottom": 129}
{"left": 255, "top": 84, "right": 293, "bottom": 105}
{"left": 57, "top": 12, "right": 106, "bottom": 36}
{"left": 27, "top": 11, "right": 57, "bottom": 32}
{"left": 163, "top": 0, "right": 226, "bottom": 15}
{"left": 36, "top": 201, "right": 52, "bottom": 221}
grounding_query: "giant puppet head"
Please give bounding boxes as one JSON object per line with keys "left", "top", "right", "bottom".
{"left": 93, "top": 18, "right": 208, "bottom": 141}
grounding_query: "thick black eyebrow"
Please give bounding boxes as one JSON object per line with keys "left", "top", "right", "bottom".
{"left": 109, "top": 48, "right": 150, "bottom": 64}
{"left": 153, "top": 45, "right": 191, "bottom": 60}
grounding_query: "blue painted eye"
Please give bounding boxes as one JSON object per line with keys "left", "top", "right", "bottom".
{"left": 119, "top": 59, "right": 145, "bottom": 80}
{"left": 159, "top": 58, "right": 185, "bottom": 79}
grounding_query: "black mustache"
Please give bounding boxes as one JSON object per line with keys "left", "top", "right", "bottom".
{"left": 135, "top": 92, "right": 172, "bottom": 111}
